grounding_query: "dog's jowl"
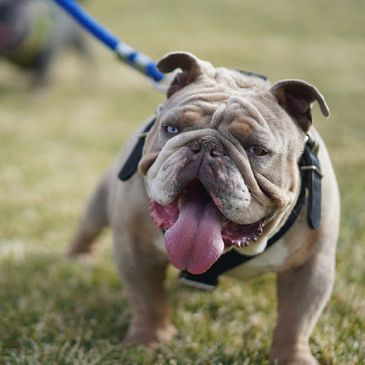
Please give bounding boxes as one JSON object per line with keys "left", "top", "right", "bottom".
{"left": 68, "top": 52, "right": 340, "bottom": 365}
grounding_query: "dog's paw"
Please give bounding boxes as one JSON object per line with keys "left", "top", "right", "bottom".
{"left": 122, "top": 323, "right": 176, "bottom": 348}
{"left": 65, "top": 247, "right": 94, "bottom": 259}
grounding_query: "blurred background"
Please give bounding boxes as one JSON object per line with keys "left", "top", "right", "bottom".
{"left": 0, "top": 0, "right": 364, "bottom": 363}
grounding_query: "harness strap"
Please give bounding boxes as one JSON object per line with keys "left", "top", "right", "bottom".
{"left": 300, "top": 138, "right": 322, "bottom": 229}
{"left": 236, "top": 69, "right": 267, "bottom": 81}
{"left": 118, "top": 118, "right": 156, "bottom": 181}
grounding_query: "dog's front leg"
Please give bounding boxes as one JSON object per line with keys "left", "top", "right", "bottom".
{"left": 112, "top": 228, "right": 175, "bottom": 347}
{"left": 269, "top": 240, "right": 336, "bottom": 365}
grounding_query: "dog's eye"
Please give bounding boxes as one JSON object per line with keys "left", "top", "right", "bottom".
{"left": 164, "top": 125, "right": 180, "bottom": 135}
{"left": 247, "top": 145, "right": 269, "bottom": 157}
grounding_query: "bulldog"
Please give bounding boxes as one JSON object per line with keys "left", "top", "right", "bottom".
{"left": 68, "top": 52, "right": 340, "bottom": 365}
{"left": 0, "top": 0, "right": 89, "bottom": 88}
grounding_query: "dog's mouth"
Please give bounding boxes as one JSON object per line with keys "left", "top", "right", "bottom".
{"left": 149, "top": 181, "right": 266, "bottom": 275}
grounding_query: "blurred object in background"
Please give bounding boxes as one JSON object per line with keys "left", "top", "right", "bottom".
{"left": 0, "top": 0, "right": 90, "bottom": 89}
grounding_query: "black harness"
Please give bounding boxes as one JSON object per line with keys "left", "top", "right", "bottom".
{"left": 119, "top": 118, "right": 156, "bottom": 181}
{"left": 118, "top": 110, "right": 322, "bottom": 291}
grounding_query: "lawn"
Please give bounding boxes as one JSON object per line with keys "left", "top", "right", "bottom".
{"left": 0, "top": 0, "right": 364, "bottom": 364}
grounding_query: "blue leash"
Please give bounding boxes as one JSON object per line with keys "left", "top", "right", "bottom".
{"left": 53, "top": 0, "right": 167, "bottom": 89}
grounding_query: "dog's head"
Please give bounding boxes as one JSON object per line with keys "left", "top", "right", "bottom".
{"left": 138, "top": 52, "right": 329, "bottom": 275}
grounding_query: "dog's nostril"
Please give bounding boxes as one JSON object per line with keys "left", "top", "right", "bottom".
{"left": 189, "top": 138, "right": 225, "bottom": 156}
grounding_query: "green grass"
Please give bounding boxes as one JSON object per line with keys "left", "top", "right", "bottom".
{"left": 0, "top": 0, "right": 364, "bottom": 363}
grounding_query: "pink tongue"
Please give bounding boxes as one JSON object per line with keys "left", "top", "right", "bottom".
{"left": 164, "top": 197, "right": 224, "bottom": 275}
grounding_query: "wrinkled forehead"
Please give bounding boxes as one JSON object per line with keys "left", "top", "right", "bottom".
{"left": 156, "top": 82, "right": 304, "bottom": 154}
{"left": 158, "top": 85, "right": 290, "bottom": 132}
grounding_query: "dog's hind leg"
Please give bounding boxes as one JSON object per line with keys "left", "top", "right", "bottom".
{"left": 67, "top": 171, "right": 110, "bottom": 257}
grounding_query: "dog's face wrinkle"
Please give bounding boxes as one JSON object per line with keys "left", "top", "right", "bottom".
{"left": 158, "top": 93, "right": 287, "bottom": 155}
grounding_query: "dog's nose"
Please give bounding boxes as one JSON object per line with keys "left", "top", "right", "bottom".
{"left": 189, "top": 137, "right": 226, "bottom": 157}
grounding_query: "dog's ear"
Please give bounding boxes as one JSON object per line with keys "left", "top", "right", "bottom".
{"left": 157, "top": 52, "right": 210, "bottom": 98}
{"left": 270, "top": 79, "right": 330, "bottom": 132}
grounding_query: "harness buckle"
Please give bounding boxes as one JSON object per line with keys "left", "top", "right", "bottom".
{"left": 300, "top": 165, "right": 323, "bottom": 178}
